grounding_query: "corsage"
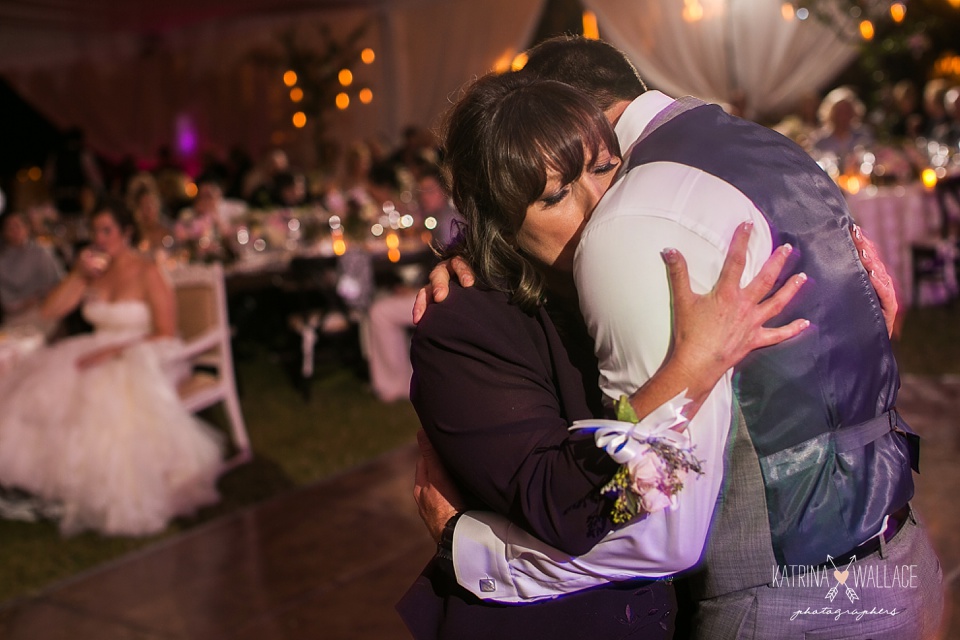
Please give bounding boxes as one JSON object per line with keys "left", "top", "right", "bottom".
{"left": 570, "top": 391, "right": 703, "bottom": 525}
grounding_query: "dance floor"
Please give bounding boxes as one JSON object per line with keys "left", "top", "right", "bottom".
{"left": 0, "top": 375, "right": 958, "bottom": 639}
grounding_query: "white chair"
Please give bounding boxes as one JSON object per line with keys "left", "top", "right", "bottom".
{"left": 169, "top": 262, "right": 251, "bottom": 466}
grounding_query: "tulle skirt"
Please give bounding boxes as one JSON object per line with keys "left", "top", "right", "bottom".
{"left": 0, "top": 332, "right": 224, "bottom": 536}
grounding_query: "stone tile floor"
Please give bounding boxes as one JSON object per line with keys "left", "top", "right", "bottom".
{"left": 0, "top": 374, "right": 956, "bottom": 639}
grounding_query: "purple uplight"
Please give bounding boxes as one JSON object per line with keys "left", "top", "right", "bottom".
{"left": 175, "top": 114, "right": 198, "bottom": 156}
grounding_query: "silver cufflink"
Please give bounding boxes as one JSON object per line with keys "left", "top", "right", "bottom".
{"left": 479, "top": 578, "right": 496, "bottom": 592}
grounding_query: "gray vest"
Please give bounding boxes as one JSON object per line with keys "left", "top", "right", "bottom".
{"left": 625, "top": 99, "right": 919, "bottom": 576}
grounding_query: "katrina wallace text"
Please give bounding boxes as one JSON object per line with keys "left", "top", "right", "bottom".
{"left": 772, "top": 564, "right": 918, "bottom": 589}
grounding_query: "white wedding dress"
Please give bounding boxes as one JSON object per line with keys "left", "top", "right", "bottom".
{"left": 0, "top": 299, "right": 224, "bottom": 536}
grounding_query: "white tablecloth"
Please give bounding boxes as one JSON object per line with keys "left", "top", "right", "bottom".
{"left": 846, "top": 183, "right": 940, "bottom": 307}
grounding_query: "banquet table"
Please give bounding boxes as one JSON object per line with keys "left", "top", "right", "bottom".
{"left": 845, "top": 182, "right": 941, "bottom": 307}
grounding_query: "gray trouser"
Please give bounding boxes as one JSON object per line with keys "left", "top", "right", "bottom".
{"left": 691, "top": 506, "right": 944, "bottom": 640}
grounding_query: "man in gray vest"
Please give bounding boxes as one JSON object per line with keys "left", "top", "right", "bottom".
{"left": 414, "top": 37, "right": 942, "bottom": 639}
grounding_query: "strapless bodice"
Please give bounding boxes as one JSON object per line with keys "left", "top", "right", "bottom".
{"left": 82, "top": 300, "right": 151, "bottom": 336}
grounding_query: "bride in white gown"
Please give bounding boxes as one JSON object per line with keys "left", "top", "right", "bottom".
{"left": 0, "top": 199, "right": 224, "bottom": 536}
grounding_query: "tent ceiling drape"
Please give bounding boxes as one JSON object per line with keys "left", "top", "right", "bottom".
{"left": 584, "top": 0, "right": 858, "bottom": 120}
{"left": 0, "top": 0, "right": 856, "bottom": 168}
{"left": 0, "top": 0, "right": 546, "bottom": 167}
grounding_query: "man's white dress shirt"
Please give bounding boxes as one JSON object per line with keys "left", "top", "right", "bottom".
{"left": 451, "top": 92, "right": 775, "bottom": 603}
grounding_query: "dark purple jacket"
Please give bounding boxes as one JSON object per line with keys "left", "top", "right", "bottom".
{"left": 397, "top": 284, "right": 674, "bottom": 640}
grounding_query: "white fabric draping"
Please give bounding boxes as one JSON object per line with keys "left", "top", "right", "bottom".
{"left": 0, "top": 0, "right": 544, "bottom": 167}
{"left": 387, "top": 0, "right": 546, "bottom": 135}
{"left": 582, "top": 0, "right": 858, "bottom": 120}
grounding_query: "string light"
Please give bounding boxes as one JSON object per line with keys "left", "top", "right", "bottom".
{"left": 289, "top": 87, "right": 303, "bottom": 103}
{"left": 292, "top": 112, "right": 307, "bottom": 128}
{"left": 361, "top": 48, "right": 375, "bottom": 64}
{"left": 283, "top": 70, "right": 297, "bottom": 87}
{"left": 582, "top": 10, "right": 599, "bottom": 39}
{"left": 336, "top": 93, "right": 350, "bottom": 109}
{"left": 859, "top": 19, "right": 875, "bottom": 40}
{"left": 512, "top": 53, "right": 528, "bottom": 71}
{"left": 359, "top": 88, "right": 373, "bottom": 104}
{"left": 338, "top": 69, "right": 353, "bottom": 86}
{"left": 890, "top": 2, "right": 906, "bottom": 22}
{"left": 682, "top": 0, "right": 704, "bottom": 22}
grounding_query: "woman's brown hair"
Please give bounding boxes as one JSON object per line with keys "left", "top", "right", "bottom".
{"left": 440, "top": 71, "right": 619, "bottom": 312}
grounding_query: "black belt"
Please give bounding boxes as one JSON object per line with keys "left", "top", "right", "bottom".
{"left": 813, "top": 505, "right": 910, "bottom": 571}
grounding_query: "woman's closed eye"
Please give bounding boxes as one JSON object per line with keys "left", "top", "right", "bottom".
{"left": 540, "top": 186, "right": 570, "bottom": 208}
{"left": 592, "top": 158, "right": 620, "bottom": 175}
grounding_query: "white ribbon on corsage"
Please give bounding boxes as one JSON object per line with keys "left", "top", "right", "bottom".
{"left": 569, "top": 390, "right": 692, "bottom": 464}
{"left": 569, "top": 391, "right": 697, "bottom": 517}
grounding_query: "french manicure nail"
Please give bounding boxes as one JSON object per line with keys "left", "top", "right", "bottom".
{"left": 780, "top": 243, "right": 793, "bottom": 256}
{"left": 741, "top": 221, "right": 754, "bottom": 231}
{"left": 661, "top": 248, "right": 679, "bottom": 263}
{"left": 861, "top": 249, "right": 869, "bottom": 260}
{"left": 853, "top": 224, "right": 862, "bottom": 240}
{"left": 796, "top": 272, "right": 808, "bottom": 284}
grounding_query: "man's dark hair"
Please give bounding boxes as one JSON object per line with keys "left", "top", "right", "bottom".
{"left": 521, "top": 36, "right": 646, "bottom": 111}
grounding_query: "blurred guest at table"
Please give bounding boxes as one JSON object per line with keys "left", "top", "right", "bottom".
{"left": 922, "top": 78, "right": 951, "bottom": 141}
{"left": 417, "top": 166, "right": 461, "bottom": 248}
{"left": 174, "top": 175, "right": 245, "bottom": 259}
{"left": 887, "top": 80, "right": 926, "bottom": 140}
{"left": 387, "top": 126, "right": 440, "bottom": 179}
{"left": 132, "top": 186, "right": 173, "bottom": 256}
{"left": 771, "top": 91, "right": 820, "bottom": 150}
{"left": 153, "top": 145, "right": 192, "bottom": 216}
{"left": 0, "top": 211, "right": 64, "bottom": 326}
{"left": 275, "top": 170, "right": 309, "bottom": 209}
{"left": 0, "top": 198, "right": 224, "bottom": 536}
{"left": 810, "top": 86, "right": 874, "bottom": 171}
{"left": 244, "top": 148, "right": 290, "bottom": 208}
{"left": 364, "top": 167, "right": 459, "bottom": 404}
{"left": 931, "top": 86, "right": 960, "bottom": 148}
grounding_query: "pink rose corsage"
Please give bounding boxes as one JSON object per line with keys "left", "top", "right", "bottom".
{"left": 570, "top": 391, "right": 703, "bottom": 525}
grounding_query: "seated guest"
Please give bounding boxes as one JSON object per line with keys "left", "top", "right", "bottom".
{"left": 931, "top": 86, "right": 960, "bottom": 148}
{"left": 132, "top": 186, "right": 173, "bottom": 256}
{"left": 810, "top": 86, "right": 874, "bottom": 171}
{"left": 174, "top": 175, "right": 245, "bottom": 259}
{"left": 0, "top": 198, "right": 224, "bottom": 536}
{"left": 0, "top": 212, "right": 64, "bottom": 326}
{"left": 274, "top": 170, "right": 309, "bottom": 209}
{"left": 365, "top": 168, "right": 460, "bottom": 403}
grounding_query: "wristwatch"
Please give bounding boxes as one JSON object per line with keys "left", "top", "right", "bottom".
{"left": 435, "top": 511, "right": 463, "bottom": 577}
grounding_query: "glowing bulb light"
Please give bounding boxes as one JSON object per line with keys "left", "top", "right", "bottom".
{"left": 859, "top": 20, "right": 874, "bottom": 40}
{"left": 682, "top": 0, "right": 703, "bottom": 22}
{"left": 283, "top": 70, "right": 297, "bottom": 87}
{"left": 922, "top": 168, "right": 938, "bottom": 189}
{"left": 890, "top": 2, "right": 906, "bottom": 22}
{"left": 359, "top": 88, "right": 373, "bottom": 104}
{"left": 582, "top": 11, "right": 599, "bottom": 39}
{"left": 290, "top": 87, "right": 303, "bottom": 102}
{"left": 338, "top": 69, "right": 353, "bottom": 86}
{"left": 361, "top": 48, "right": 375, "bottom": 64}
{"left": 336, "top": 93, "right": 350, "bottom": 110}
{"left": 292, "top": 112, "right": 307, "bottom": 128}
